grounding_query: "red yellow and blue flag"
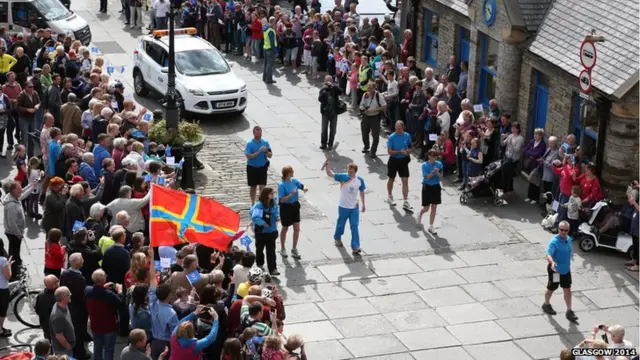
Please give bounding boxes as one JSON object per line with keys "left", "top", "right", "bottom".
{"left": 149, "top": 184, "right": 240, "bottom": 251}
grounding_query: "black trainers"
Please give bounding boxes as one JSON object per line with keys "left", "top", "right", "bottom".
{"left": 270, "top": 269, "right": 281, "bottom": 276}
{"left": 352, "top": 248, "right": 361, "bottom": 255}
{"left": 566, "top": 310, "right": 578, "bottom": 321}
{"left": 541, "top": 303, "right": 556, "bottom": 315}
{"left": 361, "top": 148, "right": 369, "bottom": 153}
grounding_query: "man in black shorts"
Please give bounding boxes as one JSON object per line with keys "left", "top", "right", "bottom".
{"left": 244, "top": 126, "right": 272, "bottom": 204}
{"left": 386, "top": 120, "right": 413, "bottom": 212}
{"left": 543, "top": 220, "right": 578, "bottom": 321}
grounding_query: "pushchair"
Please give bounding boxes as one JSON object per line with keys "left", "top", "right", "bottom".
{"left": 459, "top": 160, "right": 505, "bottom": 206}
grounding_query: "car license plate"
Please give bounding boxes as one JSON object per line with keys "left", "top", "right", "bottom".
{"left": 216, "top": 101, "right": 235, "bottom": 108}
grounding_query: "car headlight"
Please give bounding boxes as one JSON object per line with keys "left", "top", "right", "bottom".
{"left": 66, "top": 30, "right": 75, "bottom": 38}
{"left": 188, "top": 88, "right": 205, "bottom": 96}
{"left": 240, "top": 85, "right": 247, "bottom": 92}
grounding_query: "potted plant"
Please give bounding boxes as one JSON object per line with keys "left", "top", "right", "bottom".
{"left": 148, "top": 120, "right": 205, "bottom": 162}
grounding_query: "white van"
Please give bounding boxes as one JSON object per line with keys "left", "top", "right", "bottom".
{"left": 0, "top": 0, "right": 91, "bottom": 44}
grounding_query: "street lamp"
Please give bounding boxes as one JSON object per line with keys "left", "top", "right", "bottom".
{"left": 164, "top": 5, "right": 179, "bottom": 132}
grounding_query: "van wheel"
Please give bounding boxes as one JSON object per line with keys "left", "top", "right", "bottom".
{"left": 134, "top": 70, "right": 149, "bottom": 97}
{"left": 579, "top": 235, "right": 595, "bottom": 252}
{"left": 627, "top": 245, "right": 636, "bottom": 260}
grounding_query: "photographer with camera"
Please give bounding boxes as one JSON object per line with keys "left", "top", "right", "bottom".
{"left": 250, "top": 187, "right": 280, "bottom": 276}
{"left": 359, "top": 79, "right": 387, "bottom": 158}
{"left": 318, "top": 75, "right": 343, "bottom": 150}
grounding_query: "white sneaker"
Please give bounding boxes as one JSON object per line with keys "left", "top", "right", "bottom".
{"left": 251, "top": 56, "right": 257, "bottom": 63}
{"left": 292, "top": 69, "right": 297, "bottom": 74}
{"left": 280, "top": 248, "right": 288, "bottom": 258}
{"left": 403, "top": 201, "right": 414, "bottom": 212}
{"left": 530, "top": 200, "right": 537, "bottom": 205}
{"left": 428, "top": 226, "right": 437, "bottom": 235}
{"left": 243, "top": 53, "right": 248, "bottom": 57}
{"left": 387, "top": 197, "right": 396, "bottom": 206}
{"left": 291, "top": 248, "right": 301, "bottom": 259}
{"left": 524, "top": 198, "right": 531, "bottom": 203}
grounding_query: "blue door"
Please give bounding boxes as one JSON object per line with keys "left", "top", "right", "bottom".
{"left": 460, "top": 39, "right": 470, "bottom": 62}
{"left": 534, "top": 85, "right": 549, "bottom": 130}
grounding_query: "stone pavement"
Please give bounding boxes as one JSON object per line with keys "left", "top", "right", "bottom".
{"left": 0, "top": 0, "right": 639, "bottom": 358}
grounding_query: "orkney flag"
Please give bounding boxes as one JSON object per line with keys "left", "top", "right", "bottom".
{"left": 150, "top": 184, "right": 240, "bottom": 251}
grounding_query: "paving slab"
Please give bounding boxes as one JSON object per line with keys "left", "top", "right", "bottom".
{"left": 535, "top": 273, "right": 598, "bottom": 292}
{"left": 435, "top": 303, "right": 497, "bottom": 325}
{"left": 339, "top": 334, "right": 408, "bottom": 358}
{"left": 497, "top": 315, "right": 563, "bottom": 338}
{"left": 463, "top": 341, "right": 533, "bottom": 360}
{"left": 367, "top": 293, "right": 428, "bottom": 313}
{"left": 284, "top": 320, "right": 344, "bottom": 342}
{"left": 515, "top": 334, "right": 574, "bottom": 359}
{"left": 410, "top": 254, "right": 469, "bottom": 271}
{"left": 302, "top": 340, "right": 353, "bottom": 360}
{"left": 331, "top": 314, "right": 397, "bottom": 337}
{"left": 284, "top": 303, "right": 328, "bottom": 324}
{"left": 456, "top": 249, "right": 514, "bottom": 266}
{"left": 586, "top": 306, "right": 640, "bottom": 328}
{"left": 411, "top": 347, "right": 472, "bottom": 359}
{"left": 276, "top": 285, "right": 323, "bottom": 305}
{"left": 368, "top": 258, "right": 423, "bottom": 277}
{"left": 446, "top": 320, "right": 512, "bottom": 345}
{"left": 314, "top": 280, "right": 374, "bottom": 301}
{"left": 454, "top": 264, "right": 512, "bottom": 283}
{"left": 482, "top": 297, "right": 543, "bottom": 319}
{"left": 499, "top": 260, "right": 549, "bottom": 278}
{"left": 416, "top": 286, "right": 476, "bottom": 307}
{"left": 362, "top": 275, "right": 422, "bottom": 296}
{"left": 356, "top": 353, "right": 415, "bottom": 360}
{"left": 383, "top": 309, "right": 448, "bottom": 332}
{"left": 317, "top": 262, "right": 377, "bottom": 282}
{"left": 582, "top": 287, "right": 640, "bottom": 308}
{"left": 461, "top": 282, "right": 508, "bottom": 302}
{"left": 494, "top": 277, "right": 547, "bottom": 297}
{"left": 394, "top": 327, "right": 461, "bottom": 351}
{"left": 317, "top": 298, "right": 380, "bottom": 319}
{"left": 408, "top": 269, "right": 468, "bottom": 290}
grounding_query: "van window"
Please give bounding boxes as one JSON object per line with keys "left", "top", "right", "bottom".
{"left": 32, "top": 0, "right": 70, "bottom": 21}
{"left": 11, "top": 2, "right": 37, "bottom": 28}
{"left": 0, "top": 2, "right": 8, "bottom": 23}
{"left": 145, "top": 42, "right": 165, "bottom": 66}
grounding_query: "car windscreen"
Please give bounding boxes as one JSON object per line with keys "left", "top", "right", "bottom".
{"left": 34, "top": 0, "right": 72, "bottom": 21}
{"left": 175, "top": 49, "right": 230, "bottom": 76}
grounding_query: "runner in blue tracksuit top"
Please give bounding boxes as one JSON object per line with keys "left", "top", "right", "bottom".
{"left": 249, "top": 187, "right": 280, "bottom": 276}
{"left": 322, "top": 159, "right": 366, "bottom": 255}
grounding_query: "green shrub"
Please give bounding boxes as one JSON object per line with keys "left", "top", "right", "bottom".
{"left": 148, "top": 120, "right": 204, "bottom": 146}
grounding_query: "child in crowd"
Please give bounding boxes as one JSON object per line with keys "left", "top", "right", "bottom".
{"left": 221, "top": 338, "right": 243, "bottom": 360}
{"left": 173, "top": 286, "right": 196, "bottom": 319}
{"left": 44, "top": 228, "right": 66, "bottom": 278}
{"left": 232, "top": 251, "right": 255, "bottom": 285}
{"left": 26, "top": 157, "right": 43, "bottom": 219}
{"left": 348, "top": 63, "right": 358, "bottom": 108}
{"left": 565, "top": 185, "right": 583, "bottom": 236}
{"left": 310, "top": 31, "right": 322, "bottom": 79}
{"left": 262, "top": 335, "right": 286, "bottom": 360}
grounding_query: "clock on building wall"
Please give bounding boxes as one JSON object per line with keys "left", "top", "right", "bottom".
{"left": 482, "top": 0, "right": 497, "bottom": 26}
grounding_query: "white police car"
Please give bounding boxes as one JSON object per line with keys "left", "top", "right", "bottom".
{"left": 132, "top": 28, "right": 247, "bottom": 116}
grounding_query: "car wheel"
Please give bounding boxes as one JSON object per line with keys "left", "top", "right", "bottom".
{"left": 578, "top": 235, "right": 595, "bottom": 252}
{"left": 627, "top": 245, "right": 636, "bottom": 259}
{"left": 133, "top": 70, "right": 149, "bottom": 96}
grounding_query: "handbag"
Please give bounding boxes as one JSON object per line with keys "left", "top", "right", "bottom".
{"left": 337, "top": 100, "right": 347, "bottom": 115}
{"left": 527, "top": 163, "right": 542, "bottom": 185}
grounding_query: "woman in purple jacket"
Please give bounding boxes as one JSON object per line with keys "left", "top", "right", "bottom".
{"left": 524, "top": 128, "right": 547, "bottom": 203}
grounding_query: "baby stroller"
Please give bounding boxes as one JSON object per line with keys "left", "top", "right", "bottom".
{"left": 459, "top": 160, "right": 505, "bottom": 206}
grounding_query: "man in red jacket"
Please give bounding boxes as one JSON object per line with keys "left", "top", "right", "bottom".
{"left": 84, "top": 269, "right": 125, "bottom": 360}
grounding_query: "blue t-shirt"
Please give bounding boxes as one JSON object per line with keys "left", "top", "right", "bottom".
{"left": 245, "top": 139, "right": 270, "bottom": 168}
{"left": 0, "top": 257, "right": 9, "bottom": 289}
{"left": 387, "top": 132, "right": 412, "bottom": 159}
{"left": 421, "top": 160, "right": 442, "bottom": 186}
{"left": 547, "top": 234, "right": 572, "bottom": 275}
{"left": 278, "top": 177, "right": 304, "bottom": 204}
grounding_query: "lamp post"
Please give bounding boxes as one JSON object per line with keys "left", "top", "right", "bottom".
{"left": 164, "top": 5, "right": 179, "bottom": 132}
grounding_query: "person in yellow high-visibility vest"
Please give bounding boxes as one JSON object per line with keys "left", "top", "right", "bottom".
{"left": 356, "top": 55, "right": 372, "bottom": 108}
{"left": 262, "top": 17, "right": 278, "bottom": 84}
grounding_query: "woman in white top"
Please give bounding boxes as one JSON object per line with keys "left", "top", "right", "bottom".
{"left": 501, "top": 122, "right": 524, "bottom": 195}
{"left": 380, "top": 70, "right": 398, "bottom": 128}
{"left": 0, "top": 241, "right": 14, "bottom": 337}
{"left": 122, "top": 141, "right": 146, "bottom": 176}
{"left": 436, "top": 101, "right": 451, "bottom": 135}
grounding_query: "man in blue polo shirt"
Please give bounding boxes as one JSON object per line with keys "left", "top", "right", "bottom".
{"left": 386, "top": 120, "right": 413, "bottom": 212}
{"left": 245, "top": 126, "right": 272, "bottom": 205}
{"left": 543, "top": 220, "right": 578, "bottom": 321}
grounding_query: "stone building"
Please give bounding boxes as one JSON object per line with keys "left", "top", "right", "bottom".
{"left": 412, "top": 0, "right": 639, "bottom": 200}
{"left": 518, "top": 0, "right": 639, "bottom": 200}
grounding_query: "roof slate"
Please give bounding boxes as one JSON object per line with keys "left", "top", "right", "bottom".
{"left": 528, "top": 0, "right": 639, "bottom": 97}
{"left": 517, "top": 0, "right": 553, "bottom": 32}
{"left": 434, "top": 0, "right": 469, "bottom": 17}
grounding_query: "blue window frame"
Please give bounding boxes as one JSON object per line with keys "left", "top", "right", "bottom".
{"left": 478, "top": 32, "right": 498, "bottom": 107}
{"left": 423, "top": 10, "right": 439, "bottom": 66}
{"left": 531, "top": 71, "right": 549, "bottom": 136}
{"left": 457, "top": 25, "right": 470, "bottom": 63}
{"left": 572, "top": 94, "right": 598, "bottom": 143}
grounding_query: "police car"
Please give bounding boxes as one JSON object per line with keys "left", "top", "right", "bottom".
{"left": 133, "top": 28, "right": 247, "bottom": 116}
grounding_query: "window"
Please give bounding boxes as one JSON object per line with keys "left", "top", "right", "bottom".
{"left": 423, "top": 10, "right": 439, "bottom": 66}
{"left": 455, "top": 25, "right": 470, "bottom": 63}
{"left": 571, "top": 93, "right": 600, "bottom": 163}
{"left": 175, "top": 49, "right": 230, "bottom": 76}
{"left": 32, "top": 0, "right": 71, "bottom": 21}
{"left": 11, "top": 2, "right": 37, "bottom": 28}
{"left": 478, "top": 32, "right": 499, "bottom": 106}
{"left": 144, "top": 42, "right": 165, "bottom": 66}
{"left": 0, "top": 2, "right": 8, "bottom": 23}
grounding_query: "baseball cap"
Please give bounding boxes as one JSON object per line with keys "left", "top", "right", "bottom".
{"left": 71, "top": 175, "right": 84, "bottom": 184}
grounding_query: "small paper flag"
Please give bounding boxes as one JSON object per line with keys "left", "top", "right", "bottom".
{"left": 91, "top": 47, "right": 99, "bottom": 53}
{"left": 397, "top": 63, "right": 404, "bottom": 69}
{"left": 165, "top": 145, "right": 172, "bottom": 157}
{"left": 144, "top": 174, "right": 152, "bottom": 182}
{"left": 239, "top": 234, "right": 252, "bottom": 251}
{"left": 47, "top": 47, "right": 55, "bottom": 53}
{"left": 106, "top": 66, "right": 114, "bottom": 75}
{"left": 72, "top": 220, "right": 84, "bottom": 233}
{"left": 157, "top": 177, "right": 166, "bottom": 185}
{"left": 176, "top": 159, "right": 184, "bottom": 169}
{"left": 143, "top": 113, "right": 152, "bottom": 121}
{"left": 120, "top": 65, "right": 126, "bottom": 74}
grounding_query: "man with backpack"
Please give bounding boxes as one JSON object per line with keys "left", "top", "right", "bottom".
{"left": 359, "top": 79, "right": 386, "bottom": 158}
{"left": 239, "top": 292, "right": 277, "bottom": 337}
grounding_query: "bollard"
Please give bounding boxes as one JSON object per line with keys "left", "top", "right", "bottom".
{"left": 181, "top": 142, "right": 195, "bottom": 190}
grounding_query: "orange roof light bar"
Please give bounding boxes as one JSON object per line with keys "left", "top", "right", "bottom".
{"left": 152, "top": 27, "right": 198, "bottom": 38}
